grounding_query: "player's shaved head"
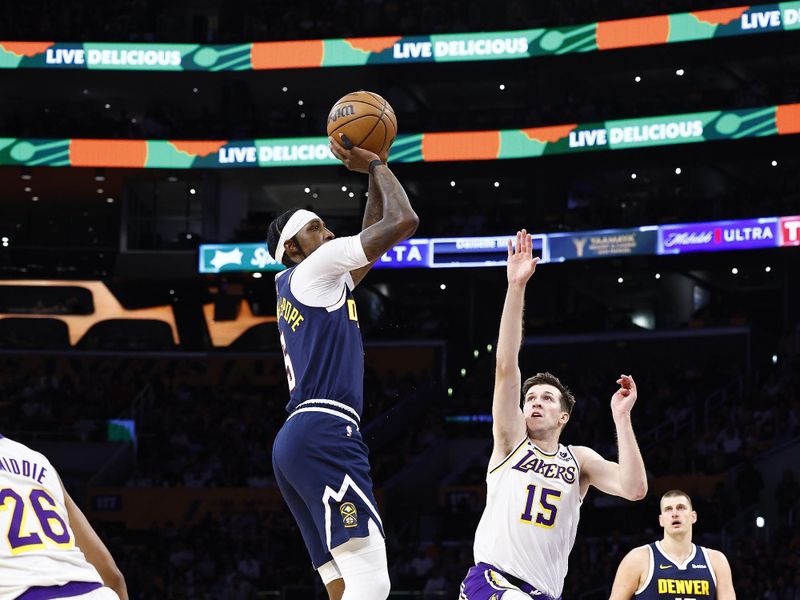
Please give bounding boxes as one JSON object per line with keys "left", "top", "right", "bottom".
{"left": 661, "top": 489, "right": 692, "bottom": 510}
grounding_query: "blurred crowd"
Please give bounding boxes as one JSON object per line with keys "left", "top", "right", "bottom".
{"left": 3, "top": 345, "right": 799, "bottom": 595}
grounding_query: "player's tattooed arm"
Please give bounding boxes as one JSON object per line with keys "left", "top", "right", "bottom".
{"left": 490, "top": 231, "right": 540, "bottom": 468}
{"left": 330, "top": 133, "right": 418, "bottom": 282}
{"left": 350, "top": 142, "right": 386, "bottom": 286}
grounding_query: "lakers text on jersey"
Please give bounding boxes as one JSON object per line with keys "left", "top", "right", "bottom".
{"left": 472, "top": 440, "right": 582, "bottom": 598}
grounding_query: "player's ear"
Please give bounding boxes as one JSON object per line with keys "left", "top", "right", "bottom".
{"left": 691, "top": 510, "right": 697, "bottom": 524}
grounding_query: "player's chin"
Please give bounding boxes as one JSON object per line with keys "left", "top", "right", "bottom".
{"left": 525, "top": 418, "right": 548, "bottom": 432}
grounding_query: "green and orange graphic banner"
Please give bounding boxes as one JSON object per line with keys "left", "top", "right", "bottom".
{"left": 1, "top": 103, "right": 798, "bottom": 169}
{"left": 1, "top": 4, "right": 799, "bottom": 71}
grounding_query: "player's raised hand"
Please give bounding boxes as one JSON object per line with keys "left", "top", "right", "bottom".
{"left": 329, "top": 133, "right": 381, "bottom": 173}
{"left": 506, "top": 229, "right": 540, "bottom": 287}
{"left": 611, "top": 374, "right": 638, "bottom": 418}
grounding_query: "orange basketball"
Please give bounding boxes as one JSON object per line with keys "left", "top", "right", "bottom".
{"left": 326, "top": 91, "right": 397, "bottom": 157}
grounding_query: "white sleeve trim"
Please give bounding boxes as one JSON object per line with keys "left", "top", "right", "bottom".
{"left": 701, "top": 546, "right": 717, "bottom": 586}
{"left": 290, "top": 236, "right": 369, "bottom": 307}
{"left": 635, "top": 545, "right": 654, "bottom": 595}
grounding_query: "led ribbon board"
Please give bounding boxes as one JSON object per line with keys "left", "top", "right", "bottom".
{"left": 2, "top": 103, "right": 799, "bottom": 169}
{"left": 2, "top": 4, "right": 799, "bottom": 71}
{"left": 198, "top": 215, "right": 797, "bottom": 274}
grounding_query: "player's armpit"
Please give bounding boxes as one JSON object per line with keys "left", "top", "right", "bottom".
{"left": 63, "top": 489, "right": 129, "bottom": 600}
{"left": 709, "top": 549, "right": 737, "bottom": 600}
{"left": 609, "top": 547, "right": 649, "bottom": 600}
{"left": 350, "top": 259, "right": 378, "bottom": 287}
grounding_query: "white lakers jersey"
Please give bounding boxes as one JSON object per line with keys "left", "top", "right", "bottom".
{"left": 473, "top": 439, "right": 582, "bottom": 598}
{"left": 0, "top": 435, "right": 103, "bottom": 600}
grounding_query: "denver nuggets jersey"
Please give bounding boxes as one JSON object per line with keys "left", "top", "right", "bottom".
{"left": 0, "top": 435, "right": 104, "bottom": 599}
{"left": 275, "top": 244, "right": 365, "bottom": 417}
{"left": 636, "top": 542, "right": 717, "bottom": 600}
{"left": 473, "top": 439, "right": 582, "bottom": 598}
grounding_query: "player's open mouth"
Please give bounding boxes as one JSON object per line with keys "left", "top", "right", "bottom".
{"left": 531, "top": 412, "right": 542, "bottom": 418}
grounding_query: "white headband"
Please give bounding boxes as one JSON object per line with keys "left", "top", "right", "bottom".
{"left": 275, "top": 209, "right": 320, "bottom": 264}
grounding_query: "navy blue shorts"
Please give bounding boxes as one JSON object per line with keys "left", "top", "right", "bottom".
{"left": 460, "top": 563, "right": 560, "bottom": 600}
{"left": 272, "top": 406, "right": 384, "bottom": 568}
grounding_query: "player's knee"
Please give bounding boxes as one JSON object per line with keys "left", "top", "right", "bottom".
{"left": 371, "top": 568, "right": 391, "bottom": 597}
{"left": 340, "top": 569, "right": 390, "bottom": 600}
{"left": 332, "top": 519, "right": 390, "bottom": 599}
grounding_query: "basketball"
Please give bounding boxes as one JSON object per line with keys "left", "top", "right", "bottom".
{"left": 326, "top": 90, "right": 397, "bottom": 157}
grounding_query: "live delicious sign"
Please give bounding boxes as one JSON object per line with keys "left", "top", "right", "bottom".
{"left": 659, "top": 218, "right": 779, "bottom": 254}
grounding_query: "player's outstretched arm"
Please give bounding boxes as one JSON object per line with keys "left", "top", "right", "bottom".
{"left": 709, "top": 549, "right": 737, "bottom": 600}
{"left": 608, "top": 546, "right": 648, "bottom": 600}
{"left": 350, "top": 136, "right": 389, "bottom": 286}
{"left": 573, "top": 375, "right": 647, "bottom": 500}
{"left": 63, "top": 487, "right": 129, "bottom": 600}
{"left": 490, "top": 230, "right": 540, "bottom": 467}
{"left": 329, "top": 134, "right": 418, "bottom": 285}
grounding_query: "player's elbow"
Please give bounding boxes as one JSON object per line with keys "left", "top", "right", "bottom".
{"left": 398, "top": 211, "right": 419, "bottom": 238}
{"left": 625, "top": 480, "right": 648, "bottom": 501}
{"left": 100, "top": 560, "right": 127, "bottom": 598}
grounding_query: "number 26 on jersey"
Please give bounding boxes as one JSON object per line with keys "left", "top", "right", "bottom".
{"left": 0, "top": 487, "right": 73, "bottom": 554}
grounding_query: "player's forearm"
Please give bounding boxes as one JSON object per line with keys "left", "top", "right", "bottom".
{"left": 496, "top": 283, "right": 526, "bottom": 371}
{"left": 614, "top": 414, "right": 648, "bottom": 500}
{"left": 372, "top": 164, "right": 418, "bottom": 238}
{"left": 362, "top": 172, "right": 384, "bottom": 230}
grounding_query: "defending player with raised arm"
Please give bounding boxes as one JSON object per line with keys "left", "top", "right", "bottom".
{"left": 609, "top": 490, "right": 736, "bottom": 600}
{"left": 0, "top": 433, "right": 128, "bottom": 600}
{"left": 460, "top": 230, "right": 648, "bottom": 600}
{"left": 267, "top": 134, "right": 418, "bottom": 600}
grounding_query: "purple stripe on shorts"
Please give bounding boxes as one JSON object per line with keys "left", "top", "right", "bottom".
{"left": 16, "top": 581, "right": 103, "bottom": 600}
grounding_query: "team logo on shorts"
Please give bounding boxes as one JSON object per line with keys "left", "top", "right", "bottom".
{"left": 340, "top": 502, "right": 358, "bottom": 528}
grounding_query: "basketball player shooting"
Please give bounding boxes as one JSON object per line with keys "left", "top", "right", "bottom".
{"left": 268, "top": 134, "right": 418, "bottom": 600}
{"left": 459, "top": 230, "right": 648, "bottom": 600}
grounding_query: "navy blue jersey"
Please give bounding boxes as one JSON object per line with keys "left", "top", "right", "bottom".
{"left": 637, "top": 542, "right": 717, "bottom": 600}
{"left": 276, "top": 266, "right": 364, "bottom": 416}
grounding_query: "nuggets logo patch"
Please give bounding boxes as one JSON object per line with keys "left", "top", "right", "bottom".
{"left": 340, "top": 502, "right": 358, "bottom": 528}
